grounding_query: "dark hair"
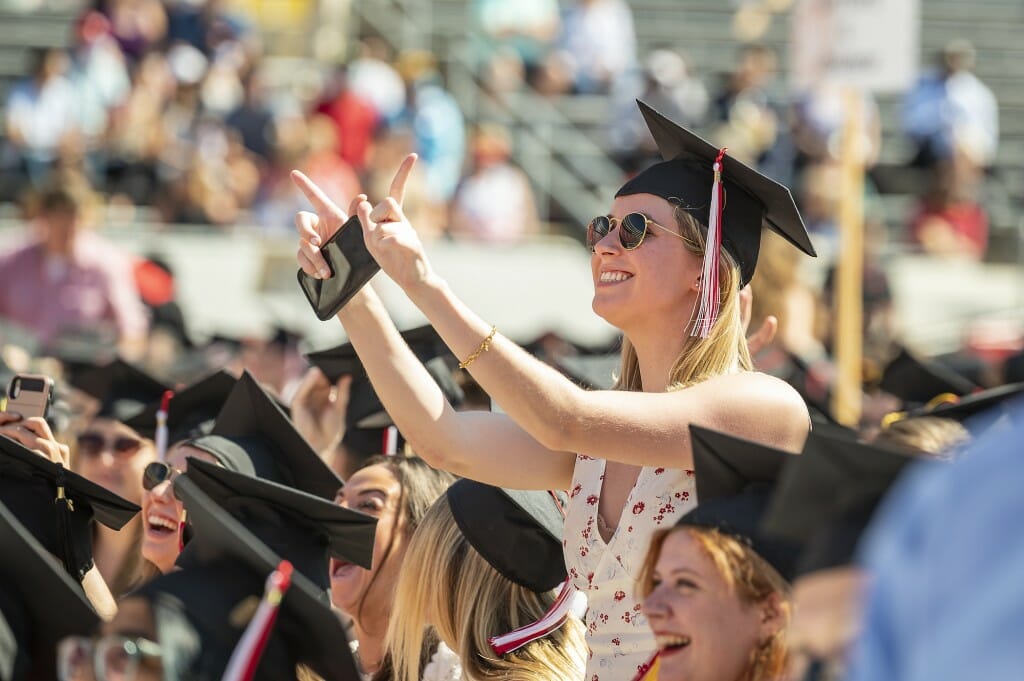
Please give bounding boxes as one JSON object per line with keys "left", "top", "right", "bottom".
{"left": 38, "top": 185, "right": 86, "bottom": 216}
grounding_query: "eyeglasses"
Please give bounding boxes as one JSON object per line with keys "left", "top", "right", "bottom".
{"left": 586, "top": 213, "right": 686, "bottom": 252}
{"left": 142, "top": 461, "right": 182, "bottom": 492}
{"left": 76, "top": 432, "right": 144, "bottom": 459}
{"left": 57, "top": 634, "right": 162, "bottom": 681}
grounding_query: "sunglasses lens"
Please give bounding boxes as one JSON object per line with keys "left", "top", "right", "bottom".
{"left": 113, "top": 437, "right": 142, "bottom": 455}
{"left": 586, "top": 216, "right": 612, "bottom": 251}
{"left": 56, "top": 637, "right": 90, "bottom": 681}
{"left": 76, "top": 433, "right": 104, "bottom": 457}
{"left": 620, "top": 213, "right": 648, "bottom": 249}
{"left": 99, "top": 638, "right": 138, "bottom": 681}
{"left": 142, "top": 462, "right": 170, "bottom": 491}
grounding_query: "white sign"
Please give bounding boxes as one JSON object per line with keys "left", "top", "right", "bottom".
{"left": 791, "top": 0, "right": 920, "bottom": 93}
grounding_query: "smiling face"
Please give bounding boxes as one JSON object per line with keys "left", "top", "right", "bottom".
{"left": 642, "top": 529, "right": 785, "bottom": 681}
{"left": 74, "top": 418, "right": 155, "bottom": 504}
{"left": 330, "top": 464, "right": 406, "bottom": 619}
{"left": 140, "top": 444, "right": 219, "bottom": 573}
{"left": 591, "top": 193, "right": 703, "bottom": 337}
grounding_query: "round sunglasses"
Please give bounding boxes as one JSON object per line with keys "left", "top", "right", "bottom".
{"left": 76, "top": 432, "right": 145, "bottom": 459}
{"left": 586, "top": 213, "right": 686, "bottom": 252}
{"left": 142, "top": 461, "right": 183, "bottom": 492}
{"left": 57, "top": 634, "right": 162, "bottom": 681}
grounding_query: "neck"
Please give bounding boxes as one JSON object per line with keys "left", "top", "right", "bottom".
{"left": 352, "top": 620, "right": 386, "bottom": 674}
{"left": 628, "top": 329, "right": 689, "bottom": 393}
{"left": 93, "top": 518, "right": 138, "bottom": 583}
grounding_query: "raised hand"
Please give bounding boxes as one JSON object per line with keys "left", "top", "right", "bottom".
{"left": 0, "top": 411, "right": 70, "bottom": 466}
{"left": 290, "top": 368, "right": 352, "bottom": 456}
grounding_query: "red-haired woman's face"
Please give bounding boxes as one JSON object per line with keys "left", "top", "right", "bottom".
{"left": 642, "top": 530, "right": 779, "bottom": 681}
{"left": 330, "top": 464, "right": 405, "bottom": 617}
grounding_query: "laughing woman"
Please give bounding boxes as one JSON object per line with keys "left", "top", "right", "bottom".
{"left": 291, "top": 102, "right": 814, "bottom": 679}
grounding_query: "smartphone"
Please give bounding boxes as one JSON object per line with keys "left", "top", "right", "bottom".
{"left": 297, "top": 215, "right": 381, "bottom": 321}
{"left": 5, "top": 374, "right": 54, "bottom": 419}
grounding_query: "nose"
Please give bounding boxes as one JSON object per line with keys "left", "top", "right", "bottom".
{"left": 594, "top": 224, "right": 622, "bottom": 256}
{"left": 151, "top": 479, "right": 174, "bottom": 502}
{"left": 642, "top": 586, "right": 671, "bottom": 620}
{"left": 99, "top": 450, "right": 117, "bottom": 467}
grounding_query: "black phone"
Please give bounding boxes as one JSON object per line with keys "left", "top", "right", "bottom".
{"left": 297, "top": 215, "right": 381, "bottom": 321}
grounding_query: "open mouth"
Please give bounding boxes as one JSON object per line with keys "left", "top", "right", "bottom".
{"left": 598, "top": 270, "right": 634, "bottom": 284}
{"left": 146, "top": 513, "right": 178, "bottom": 538}
{"left": 655, "top": 635, "right": 691, "bottom": 655}
{"left": 330, "top": 558, "right": 357, "bottom": 579}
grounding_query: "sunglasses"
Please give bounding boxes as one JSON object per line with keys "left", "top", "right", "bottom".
{"left": 586, "top": 213, "right": 686, "bottom": 252}
{"left": 57, "top": 634, "right": 162, "bottom": 681}
{"left": 76, "top": 432, "right": 145, "bottom": 458}
{"left": 142, "top": 461, "right": 182, "bottom": 492}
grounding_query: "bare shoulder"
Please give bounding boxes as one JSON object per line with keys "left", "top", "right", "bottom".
{"left": 692, "top": 371, "right": 810, "bottom": 451}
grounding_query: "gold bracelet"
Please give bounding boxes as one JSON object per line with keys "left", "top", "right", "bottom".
{"left": 459, "top": 326, "right": 498, "bottom": 369}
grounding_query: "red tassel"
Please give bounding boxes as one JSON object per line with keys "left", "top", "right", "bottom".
{"left": 155, "top": 390, "right": 175, "bottom": 462}
{"left": 223, "top": 561, "right": 294, "bottom": 681}
{"left": 488, "top": 579, "right": 587, "bottom": 655}
{"left": 691, "top": 148, "right": 728, "bottom": 338}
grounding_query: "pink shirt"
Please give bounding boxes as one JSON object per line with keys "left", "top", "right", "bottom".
{"left": 0, "top": 232, "right": 148, "bottom": 345}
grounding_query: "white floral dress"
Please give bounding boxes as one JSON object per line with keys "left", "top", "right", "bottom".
{"left": 564, "top": 455, "right": 696, "bottom": 681}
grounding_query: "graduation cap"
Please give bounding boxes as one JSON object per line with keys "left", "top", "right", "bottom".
{"left": 184, "top": 371, "right": 340, "bottom": 498}
{"left": 760, "top": 430, "right": 930, "bottom": 576}
{"left": 675, "top": 425, "right": 799, "bottom": 580}
{"left": 124, "top": 370, "right": 237, "bottom": 444}
{"left": 619, "top": 101, "right": 816, "bottom": 292}
{"left": 306, "top": 325, "right": 464, "bottom": 434}
{"left": 879, "top": 348, "right": 978, "bottom": 406}
{"left": 0, "top": 435, "right": 139, "bottom": 581}
{"left": 0, "top": 501, "right": 100, "bottom": 681}
{"left": 71, "top": 359, "right": 171, "bottom": 424}
{"left": 909, "top": 381, "right": 1024, "bottom": 424}
{"left": 129, "top": 475, "right": 361, "bottom": 681}
{"left": 446, "top": 479, "right": 567, "bottom": 593}
{"left": 181, "top": 456, "right": 377, "bottom": 580}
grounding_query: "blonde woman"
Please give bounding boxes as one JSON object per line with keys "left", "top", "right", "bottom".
{"left": 292, "top": 102, "right": 814, "bottom": 679}
{"left": 387, "top": 479, "right": 587, "bottom": 681}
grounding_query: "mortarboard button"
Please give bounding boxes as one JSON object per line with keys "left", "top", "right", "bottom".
{"left": 71, "top": 359, "right": 171, "bottom": 424}
{"left": 446, "top": 480, "right": 568, "bottom": 593}
{"left": 617, "top": 101, "right": 816, "bottom": 287}
{"left": 0, "top": 500, "right": 99, "bottom": 681}
{"left": 0, "top": 435, "right": 139, "bottom": 580}
{"left": 675, "top": 425, "right": 799, "bottom": 580}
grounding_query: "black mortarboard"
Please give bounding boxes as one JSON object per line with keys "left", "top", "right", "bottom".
{"left": 0, "top": 435, "right": 139, "bottom": 580}
{"left": 879, "top": 348, "right": 978, "bottom": 406}
{"left": 0, "top": 501, "right": 99, "bottom": 681}
{"left": 131, "top": 476, "right": 360, "bottom": 681}
{"left": 617, "top": 101, "right": 816, "bottom": 285}
{"left": 446, "top": 480, "right": 567, "bottom": 592}
{"left": 553, "top": 353, "right": 620, "bottom": 390}
{"left": 676, "top": 425, "right": 799, "bottom": 579}
{"left": 306, "top": 325, "right": 464, "bottom": 430}
{"left": 910, "top": 381, "right": 1024, "bottom": 424}
{"left": 182, "top": 457, "right": 377, "bottom": 576}
{"left": 71, "top": 359, "right": 171, "bottom": 423}
{"left": 761, "top": 430, "right": 929, "bottom": 575}
{"left": 185, "top": 371, "right": 341, "bottom": 498}
{"left": 124, "top": 370, "right": 237, "bottom": 443}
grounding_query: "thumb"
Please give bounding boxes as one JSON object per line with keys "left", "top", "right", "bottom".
{"left": 371, "top": 196, "right": 407, "bottom": 224}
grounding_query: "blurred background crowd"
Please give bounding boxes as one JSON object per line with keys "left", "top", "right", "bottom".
{"left": 0, "top": 0, "right": 1023, "bottom": 428}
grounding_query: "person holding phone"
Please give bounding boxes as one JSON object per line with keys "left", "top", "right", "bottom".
{"left": 291, "top": 102, "right": 815, "bottom": 679}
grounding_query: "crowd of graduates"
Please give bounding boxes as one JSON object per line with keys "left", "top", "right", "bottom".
{"left": 2, "top": 99, "right": 1023, "bottom": 681}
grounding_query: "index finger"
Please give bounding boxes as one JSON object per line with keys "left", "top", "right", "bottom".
{"left": 291, "top": 170, "right": 347, "bottom": 220}
{"left": 388, "top": 153, "right": 418, "bottom": 206}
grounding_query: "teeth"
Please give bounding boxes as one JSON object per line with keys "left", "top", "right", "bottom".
{"left": 600, "top": 271, "right": 632, "bottom": 283}
{"left": 656, "top": 635, "right": 691, "bottom": 649}
{"left": 147, "top": 514, "right": 177, "bottom": 531}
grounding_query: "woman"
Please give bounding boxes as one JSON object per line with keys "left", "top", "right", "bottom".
{"left": 387, "top": 479, "right": 587, "bottom": 681}
{"left": 331, "top": 455, "right": 456, "bottom": 678}
{"left": 72, "top": 360, "right": 169, "bottom": 596}
{"left": 292, "top": 102, "right": 814, "bottom": 678}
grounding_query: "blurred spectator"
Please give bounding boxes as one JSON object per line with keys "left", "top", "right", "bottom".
{"left": 395, "top": 50, "right": 466, "bottom": 206}
{"left": 164, "top": 0, "right": 248, "bottom": 57}
{"left": 903, "top": 40, "right": 999, "bottom": 170}
{"left": 471, "top": 0, "right": 559, "bottom": 93}
{"left": 450, "top": 124, "right": 540, "bottom": 243}
{"left": 608, "top": 47, "right": 709, "bottom": 172}
{"left": 365, "top": 127, "right": 446, "bottom": 241}
{"left": 0, "top": 181, "right": 148, "bottom": 355}
{"left": 711, "top": 44, "right": 782, "bottom": 171}
{"left": 537, "top": 0, "right": 637, "bottom": 95}
{"left": 347, "top": 37, "right": 407, "bottom": 124}
{"left": 792, "top": 79, "right": 881, "bottom": 170}
{"left": 97, "top": 0, "right": 168, "bottom": 62}
{"left": 313, "top": 65, "right": 379, "bottom": 172}
{"left": 226, "top": 69, "right": 276, "bottom": 162}
{"left": 908, "top": 160, "right": 988, "bottom": 260}
{"left": 3, "top": 47, "right": 80, "bottom": 188}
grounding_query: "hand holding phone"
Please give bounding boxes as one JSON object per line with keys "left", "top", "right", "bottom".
{"left": 297, "top": 215, "right": 381, "bottom": 320}
{"left": 5, "top": 374, "right": 54, "bottom": 420}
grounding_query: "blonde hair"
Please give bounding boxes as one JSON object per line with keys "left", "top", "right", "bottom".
{"left": 614, "top": 205, "right": 752, "bottom": 392}
{"left": 875, "top": 416, "right": 970, "bottom": 460}
{"left": 387, "top": 496, "right": 586, "bottom": 681}
{"left": 639, "top": 526, "right": 791, "bottom": 681}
